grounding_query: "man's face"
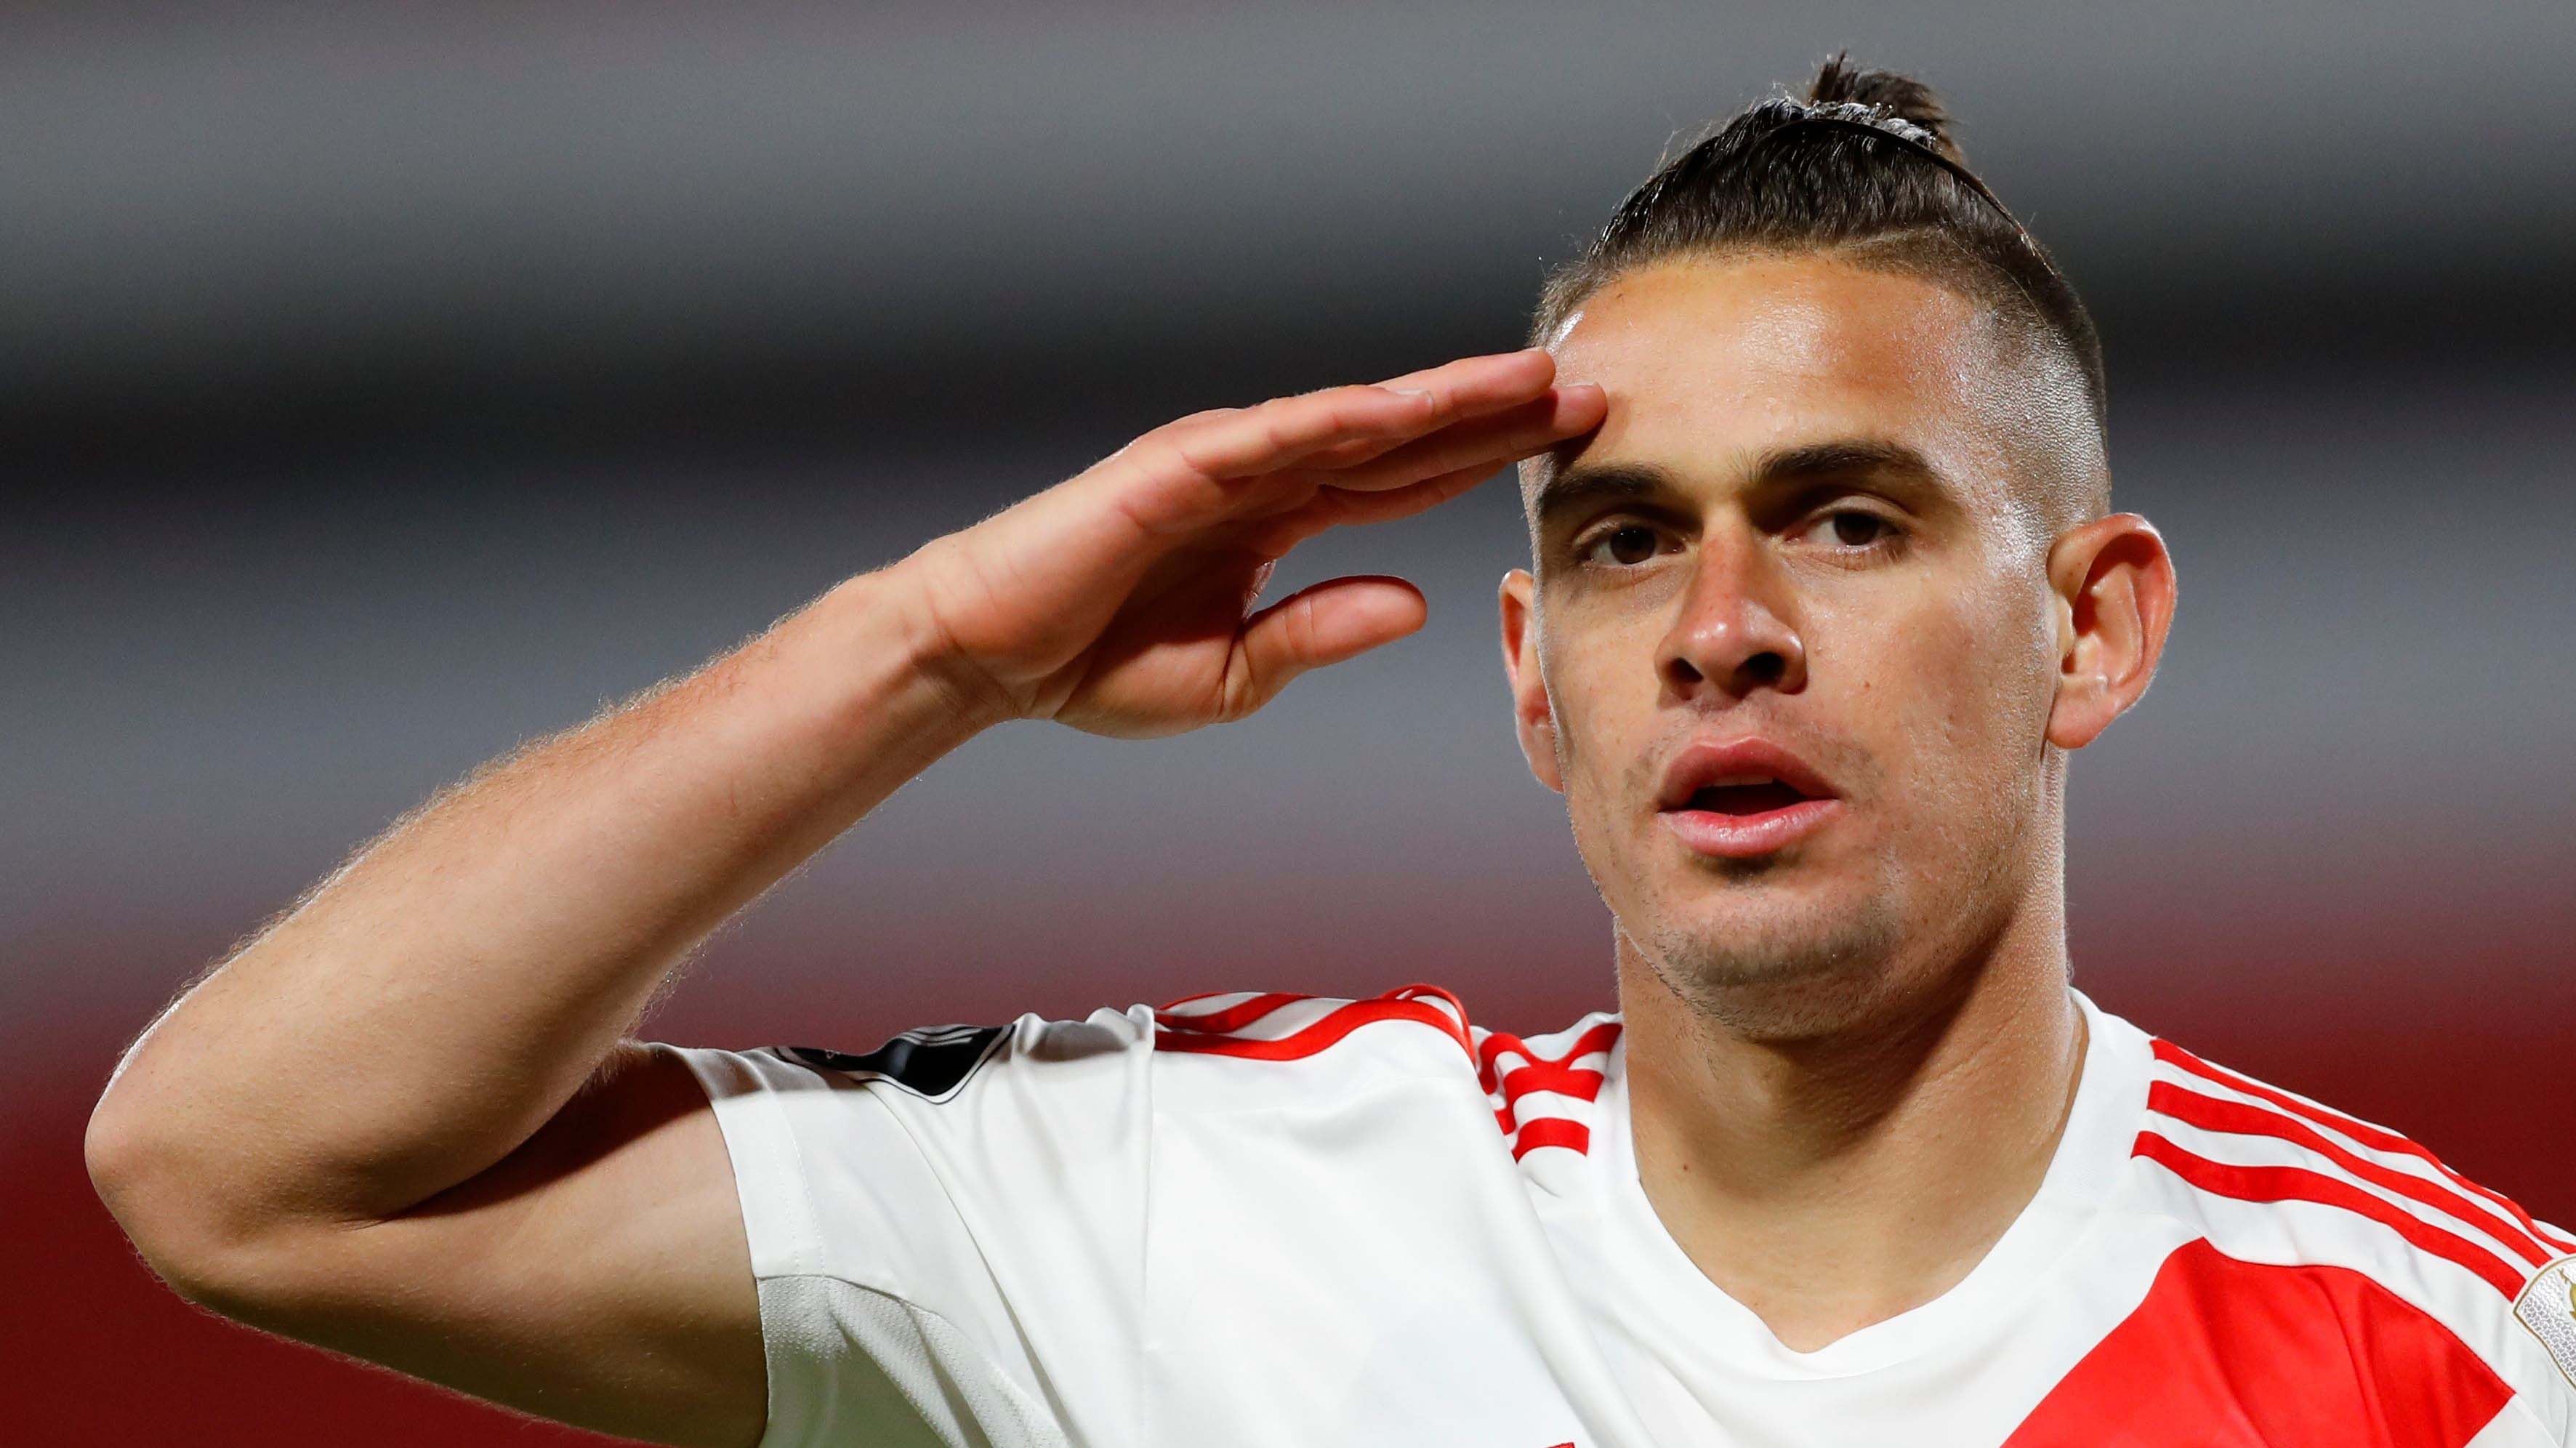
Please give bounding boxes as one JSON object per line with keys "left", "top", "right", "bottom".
{"left": 1499, "top": 253, "right": 2086, "bottom": 1037}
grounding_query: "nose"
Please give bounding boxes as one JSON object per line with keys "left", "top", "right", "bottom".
{"left": 1656, "top": 527, "right": 1807, "bottom": 699}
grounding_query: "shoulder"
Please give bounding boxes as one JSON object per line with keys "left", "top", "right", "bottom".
{"left": 2128, "top": 1029, "right": 2575, "bottom": 1295}
{"left": 775, "top": 1007, "right": 1155, "bottom": 1098}
{"left": 1152, "top": 984, "right": 1624, "bottom": 1159}
{"left": 2117, "top": 1021, "right": 2576, "bottom": 1426}
{"left": 1151, "top": 984, "right": 1479, "bottom": 1067}
{"left": 704, "top": 984, "right": 1626, "bottom": 1167}
{"left": 1151, "top": 983, "right": 1618, "bottom": 1063}
{"left": 683, "top": 1006, "right": 1160, "bottom": 1167}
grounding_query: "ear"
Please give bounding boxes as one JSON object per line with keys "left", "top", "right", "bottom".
{"left": 1499, "top": 568, "right": 1565, "bottom": 793}
{"left": 2045, "top": 512, "right": 2178, "bottom": 750}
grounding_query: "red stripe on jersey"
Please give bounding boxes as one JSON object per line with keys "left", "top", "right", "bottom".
{"left": 2001, "top": 1237, "right": 2513, "bottom": 1447}
{"left": 1510, "top": 1117, "right": 1590, "bottom": 1160}
{"left": 1485, "top": 1021, "right": 1621, "bottom": 1141}
{"left": 2133, "top": 1132, "right": 2527, "bottom": 1298}
{"left": 1154, "top": 996, "right": 1468, "bottom": 1061}
{"left": 1390, "top": 982, "right": 1473, "bottom": 1029}
{"left": 2148, "top": 1080, "right": 2552, "bottom": 1268}
{"left": 1155, "top": 987, "right": 1239, "bottom": 1010}
{"left": 1500, "top": 1059, "right": 1607, "bottom": 1100}
{"left": 1156, "top": 992, "right": 1307, "bottom": 1036}
{"left": 2152, "top": 1036, "right": 2576, "bottom": 1257}
{"left": 1477, "top": 1021, "right": 1623, "bottom": 1095}
{"left": 1148, "top": 985, "right": 1618, "bottom": 1158}
{"left": 1493, "top": 1064, "right": 1609, "bottom": 1134}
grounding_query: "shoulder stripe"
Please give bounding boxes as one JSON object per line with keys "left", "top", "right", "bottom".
{"left": 2147, "top": 1079, "right": 2555, "bottom": 1269}
{"left": 1484, "top": 1020, "right": 1623, "bottom": 1097}
{"left": 1149, "top": 984, "right": 1621, "bottom": 1160}
{"left": 1511, "top": 1117, "right": 1592, "bottom": 1160}
{"left": 1489, "top": 1021, "right": 1622, "bottom": 1134}
{"left": 1153, "top": 993, "right": 1468, "bottom": 1061}
{"left": 2152, "top": 1037, "right": 2576, "bottom": 1257}
{"left": 1159, "top": 991, "right": 1311, "bottom": 1037}
{"left": 2133, "top": 1130, "right": 2527, "bottom": 1298}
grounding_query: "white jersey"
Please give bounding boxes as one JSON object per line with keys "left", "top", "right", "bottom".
{"left": 667, "top": 986, "right": 2576, "bottom": 1447}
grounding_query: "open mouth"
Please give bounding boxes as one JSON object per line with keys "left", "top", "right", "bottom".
{"left": 1678, "top": 781, "right": 1816, "bottom": 817}
{"left": 1654, "top": 740, "right": 1843, "bottom": 858}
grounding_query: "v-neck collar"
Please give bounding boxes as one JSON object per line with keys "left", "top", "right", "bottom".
{"left": 1581, "top": 988, "right": 2149, "bottom": 1380}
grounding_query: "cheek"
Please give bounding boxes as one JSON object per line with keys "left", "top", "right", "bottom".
{"left": 1838, "top": 584, "right": 2043, "bottom": 797}
{"left": 1539, "top": 617, "right": 1659, "bottom": 807}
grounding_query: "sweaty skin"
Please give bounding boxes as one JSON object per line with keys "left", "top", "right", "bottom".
{"left": 1500, "top": 254, "right": 2175, "bottom": 1351}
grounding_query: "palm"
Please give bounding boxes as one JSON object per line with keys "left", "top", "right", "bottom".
{"left": 902, "top": 349, "right": 1606, "bottom": 738}
{"left": 1051, "top": 546, "right": 1280, "bottom": 736}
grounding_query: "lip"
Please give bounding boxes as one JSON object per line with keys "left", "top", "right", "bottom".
{"left": 1654, "top": 736, "right": 1842, "bottom": 860}
{"left": 1659, "top": 797, "right": 1841, "bottom": 858}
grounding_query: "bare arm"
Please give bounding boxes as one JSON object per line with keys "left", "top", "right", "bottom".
{"left": 82, "top": 347, "right": 1603, "bottom": 1444}
{"left": 83, "top": 566, "right": 991, "bottom": 1444}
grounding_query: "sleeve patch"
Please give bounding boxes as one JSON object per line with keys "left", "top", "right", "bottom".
{"left": 2514, "top": 1255, "right": 2576, "bottom": 1391}
{"left": 779, "top": 1024, "right": 1008, "bottom": 1103}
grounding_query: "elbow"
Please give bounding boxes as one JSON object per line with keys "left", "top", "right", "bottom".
{"left": 85, "top": 1089, "right": 276, "bottom": 1316}
{"left": 86, "top": 1091, "right": 205, "bottom": 1298}
{"left": 84, "top": 1085, "right": 163, "bottom": 1247}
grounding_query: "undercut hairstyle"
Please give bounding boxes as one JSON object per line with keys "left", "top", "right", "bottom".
{"left": 1526, "top": 54, "right": 2110, "bottom": 521}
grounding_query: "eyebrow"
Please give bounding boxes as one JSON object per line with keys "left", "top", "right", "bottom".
{"left": 1529, "top": 438, "right": 1952, "bottom": 535}
{"left": 1527, "top": 461, "right": 1675, "bottom": 535}
{"left": 1758, "top": 438, "right": 1945, "bottom": 491}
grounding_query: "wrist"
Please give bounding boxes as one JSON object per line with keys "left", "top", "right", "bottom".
{"left": 816, "top": 555, "right": 1024, "bottom": 739}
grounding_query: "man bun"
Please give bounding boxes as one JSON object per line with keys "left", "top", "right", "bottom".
{"left": 1805, "top": 51, "right": 1962, "bottom": 164}
{"left": 1537, "top": 55, "right": 2100, "bottom": 416}
{"left": 1523, "top": 52, "right": 2113, "bottom": 523}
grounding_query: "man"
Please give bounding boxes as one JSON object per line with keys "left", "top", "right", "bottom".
{"left": 86, "top": 56, "right": 2576, "bottom": 1447}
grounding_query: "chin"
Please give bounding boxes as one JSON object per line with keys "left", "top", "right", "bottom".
{"left": 1633, "top": 888, "right": 1912, "bottom": 1041}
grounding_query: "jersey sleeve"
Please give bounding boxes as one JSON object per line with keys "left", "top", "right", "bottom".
{"left": 661, "top": 1005, "right": 1156, "bottom": 1448}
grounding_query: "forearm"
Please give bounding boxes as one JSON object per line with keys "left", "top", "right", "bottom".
{"left": 87, "top": 559, "right": 1003, "bottom": 1245}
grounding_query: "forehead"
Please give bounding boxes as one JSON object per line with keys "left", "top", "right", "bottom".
{"left": 1528, "top": 254, "right": 2029, "bottom": 520}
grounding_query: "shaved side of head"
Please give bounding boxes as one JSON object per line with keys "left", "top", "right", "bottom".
{"left": 1520, "top": 55, "right": 2111, "bottom": 542}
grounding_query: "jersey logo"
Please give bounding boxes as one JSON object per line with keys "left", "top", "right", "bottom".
{"left": 779, "top": 1024, "right": 1006, "bottom": 1103}
{"left": 2513, "top": 1255, "right": 2576, "bottom": 1389}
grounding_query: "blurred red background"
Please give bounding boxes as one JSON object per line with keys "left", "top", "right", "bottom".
{"left": 16, "top": 903, "right": 2572, "bottom": 1444}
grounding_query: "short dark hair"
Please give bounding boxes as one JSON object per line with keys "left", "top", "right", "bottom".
{"left": 1528, "top": 54, "right": 2108, "bottom": 505}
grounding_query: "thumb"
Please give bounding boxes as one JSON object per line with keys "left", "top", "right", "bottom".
{"left": 1225, "top": 574, "right": 1428, "bottom": 717}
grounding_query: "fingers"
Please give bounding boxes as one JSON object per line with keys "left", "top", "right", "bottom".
{"left": 1316, "top": 459, "right": 1498, "bottom": 529}
{"left": 1366, "top": 345, "right": 1558, "bottom": 398}
{"left": 1157, "top": 347, "right": 1560, "bottom": 483}
{"left": 1232, "top": 386, "right": 1604, "bottom": 558}
{"left": 1293, "top": 348, "right": 1579, "bottom": 471}
{"left": 1224, "top": 574, "right": 1428, "bottom": 718}
{"left": 1237, "top": 460, "right": 1489, "bottom": 558}
{"left": 1321, "top": 383, "right": 1607, "bottom": 494}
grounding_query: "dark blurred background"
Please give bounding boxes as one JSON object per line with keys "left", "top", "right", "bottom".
{"left": 9, "top": 2, "right": 2573, "bottom": 1441}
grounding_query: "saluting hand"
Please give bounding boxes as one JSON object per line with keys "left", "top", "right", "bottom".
{"left": 893, "top": 347, "right": 1607, "bottom": 738}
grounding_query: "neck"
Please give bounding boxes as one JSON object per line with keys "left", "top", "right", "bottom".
{"left": 1616, "top": 874, "right": 2084, "bottom": 1352}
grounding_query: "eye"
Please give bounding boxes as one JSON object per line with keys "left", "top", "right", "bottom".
{"left": 1799, "top": 507, "right": 1899, "bottom": 551}
{"left": 1575, "top": 521, "right": 1663, "bottom": 568}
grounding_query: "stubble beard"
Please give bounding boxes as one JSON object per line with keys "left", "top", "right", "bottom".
{"left": 1558, "top": 710, "right": 1920, "bottom": 1041}
{"left": 1625, "top": 858, "right": 1915, "bottom": 1042}
{"left": 1601, "top": 765, "right": 2046, "bottom": 1044}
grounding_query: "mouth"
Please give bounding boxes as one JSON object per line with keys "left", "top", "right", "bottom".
{"left": 1676, "top": 780, "right": 1817, "bottom": 816}
{"left": 1654, "top": 739, "right": 1843, "bottom": 860}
